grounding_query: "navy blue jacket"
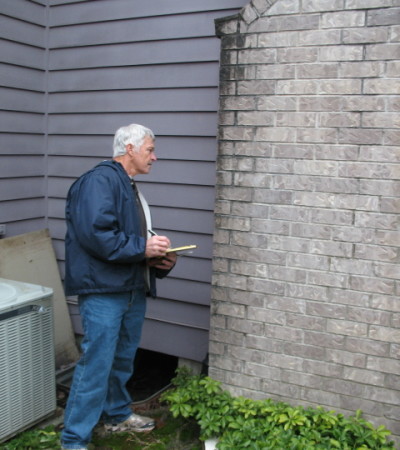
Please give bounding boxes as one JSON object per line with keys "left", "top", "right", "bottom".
{"left": 64, "top": 160, "right": 168, "bottom": 297}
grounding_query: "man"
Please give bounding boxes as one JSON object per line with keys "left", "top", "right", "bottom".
{"left": 61, "top": 124, "right": 177, "bottom": 450}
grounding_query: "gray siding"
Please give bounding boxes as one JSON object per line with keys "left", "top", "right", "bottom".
{"left": 0, "top": 0, "right": 47, "bottom": 236}
{"left": 1, "top": 0, "right": 246, "bottom": 362}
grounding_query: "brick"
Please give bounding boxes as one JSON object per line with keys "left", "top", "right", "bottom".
{"left": 339, "top": 128, "right": 383, "bottom": 145}
{"left": 304, "top": 330, "right": 346, "bottom": 349}
{"left": 230, "top": 230, "right": 269, "bottom": 248}
{"left": 276, "top": 111, "right": 317, "bottom": 127}
{"left": 347, "top": 0, "right": 394, "bottom": 8}
{"left": 291, "top": 222, "right": 332, "bottom": 239}
{"left": 321, "top": 11, "right": 365, "bottom": 28}
{"left": 332, "top": 226, "right": 375, "bottom": 243}
{"left": 364, "top": 79, "right": 400, "bottom": 94}
{"left": 297, "top": 63, "right": 338, "bottom": 79}
{"left": 347, "top": 307, "right": 391, "bottom": 326}
{"left": 216, "top": 213, "right": 251, "bottom": 228}
{"left": 346, "top": 337, "right": 390, "bottom": 357}
{"left": 350, "top": 275, "right": 395, "bottom": 295}
{"left": 310, "top": 239, "right": 353, "bottom": 257}
{"left": 238, "top": 80, "right": 275, "bottom": 95}
{"left": 248, "top": 14, "right": 320, "bottom": 33}
{"left": 343, "top": 27, "right": 388, "bottom": 44}
{"left": 297, "top": 128, "right": 337, "bottom": 143}
{"left": 277, "top": 46, "right": 318, "bottom": 63}
{"left": 247, "top": 306, "right": 286, "bottom": 325}
{"left": 247, "top": 277, "right": 285, "bottom": 295}
{"left": 267, "top": 0, "right": 301, "bottom": 15}
{"left": 238, "top": 48, "right": 276, "bottom": 64}
{"left": 266, "top": 295, "right": 307, "bottom": 314}
{"left": 327, "top": 349, "right": 367, "bottom": 368}
{"left": 331, "top": 257, "right": 374, "bottom": 276}
{"left": 269, "top": 204, "right": 310, "bottom": 222}
{"left": 257, "top": 64, "right": 296, "bottom": 80}
{"left": 299, "top": 96, "right": 341, "bottom": 111}
{"left": 375, "top": 262, "right": 400, "bottom": 280}
{"left": 303, "top": 0, "right": 344, "bottom": 13}
{"left": 355, "top": 244, "right": 398, "bottom": 262}
{"left": 234, "top": 141, "right": 272, "bottom": 157}
{"left": 368, "top": 8, "right": 400, "bottom": 26}
{"left": 363, "top": 112, "right": 400, "bottom": 129}
{"left": 288, "top": 253, "right": 330, "bottom": 270}
{"left": 367, "top": 356, "right": 400, "bottom": 375}
{"left": 252, "top": 188, "right": 293, "bottom": 204}
{"left": 339, "top": 162, "right": 400, "bottom": 179}
{"left": 237, "top": 110, "right": 274, "bottom": 126}
{"left": 360, "top": 180, "right": 400, "bottom": 196}
{"left": 340, "top": 61, "right": 384, "bottom": 78}
{"left": 258, "top": 31, "right": 299, "bottom": 48}
{"left": 355, "top": 212, "right": 400, "bottom": 230}
{"left": 231, "top": 201, "right": 270, "bottom": 218}
{"left": 257, "top": 96, "right": 297, "bottom": 112}
{"left": 298, "top": 28, "right": 342, "bottom": 45}
{"left": 384, "top": 130, "right": 400, "bottom": 145}
{"left": 387, "top": 61, "right": 400, "bottom": 76}
{"left": 219, "top": 126, "right": 255, "bottom": 141}
{"left": 286, "top": 283, "right": 329, "bottom": 301}
{"left": 319, "top": 79, "right": 362, "bottom": 94}
{"left": 221, "top": 96, "right": 257, "bottom": 111}
{"left": 284, "top": 342, "right": 326, "bottom": 360}
{"left": 273, "top": 144, "right": 314, "bottom": 158}
{"left": 225, "top": 371, "right": 261, "bottom": 391}
{"left": 319, "top": 45, "right": 363, "bottom": 61}
{"left": 311, "top": 209, "right": 354, "bottom": 225}
{"left": 255, "top": 126, "right": 297, "bottom": 142}
{"left": 246, "top": 334, "right": 285, "bottom": 353}
{"left": 252, "top": 218, "right": 289, "bottom": 235}
{"left": 214, "top": 301, "right": 246, "bottom": 318}
{"left": 255, "top": 158, "right": 294, "bottom": 173}
{"left": 216, "top": 186, "right": 252, "bottom": 201}
{"left": 277, "top": 79, "right": 319, "bottom": 95}
{"left": 370, "top": 326, "right": 400, "bottom": 343}
{"left": 319, "top": 112, "right": 360, "bottom": 127}
{"left": 372, "top": 295, "right": 400, "bottom": 313}
{"left": 308, "top": 271, "right": 349, "bottom": 288}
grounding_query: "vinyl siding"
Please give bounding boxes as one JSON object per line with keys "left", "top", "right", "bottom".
{"left": 0, "top": 0, "right": 246, "bottom": 361}
{"left": 0, "top": 0, "right": 47, "bottom": 237}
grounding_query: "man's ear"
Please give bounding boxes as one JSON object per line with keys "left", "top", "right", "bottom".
{"left": 126, "top": 143, "right": 134, "bottom": 155}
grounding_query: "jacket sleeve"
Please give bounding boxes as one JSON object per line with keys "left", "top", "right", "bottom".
{"left": 67, "top": 171, "right": 145, "bottom": 263}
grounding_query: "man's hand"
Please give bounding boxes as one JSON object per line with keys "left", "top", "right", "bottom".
{"left": 147, "top": 252, "right": 177, "bottom": 270}
{"left": 145, "top": 235, "right": 171, "bottom": 259}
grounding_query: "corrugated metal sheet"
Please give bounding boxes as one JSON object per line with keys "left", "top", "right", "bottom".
{"left": 0, "top": 0, "right": 247, "bottom": 361}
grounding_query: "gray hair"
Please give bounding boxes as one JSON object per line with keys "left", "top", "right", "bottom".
{"left": 113, "top": 124, "right": 155, "bottom": 157}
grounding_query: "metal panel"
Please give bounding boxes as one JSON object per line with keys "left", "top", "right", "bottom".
{"left": 49, "top": 0, "right": 245, "bottom": 26}
{"left": 49, "top": 10, "right": 240, "bottom": 47}
{"left": 1, "top": 40, "right": 45, "bottom": 69}
{"left": 49, "top": 38, "right": 220, "bottom": 70}
{"left": 1, "top": 0, "right": 46, "bottom": 25}
{"left": 48, "top": 88, "right": 218, "bottom": 113}
{"left": 0, "top": 63, "right": 45, "bottom": 92}
{"left": 0, "top": 15, "right": 46, "bottom": 47}
{"left": 48, "top": 62, "right": 220, "bottom": 92}
{"left": 47, "top": 112, "right": 218, "bottom": 136}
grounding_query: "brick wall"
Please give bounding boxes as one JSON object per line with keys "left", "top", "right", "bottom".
{"left": 210, "top": 0, "right": 400, "bottom": 439}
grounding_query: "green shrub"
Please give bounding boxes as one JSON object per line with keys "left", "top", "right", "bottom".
{"left": 161, "top": 368, "right": 395, "bottom": 450}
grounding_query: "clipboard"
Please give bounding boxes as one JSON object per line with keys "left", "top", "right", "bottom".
{"left": 166, "top": 245, "right": 197, "bottom": 254}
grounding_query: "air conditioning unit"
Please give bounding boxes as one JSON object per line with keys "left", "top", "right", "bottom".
{"left": 0, "top": 278, "right": 56, "bottom": 443}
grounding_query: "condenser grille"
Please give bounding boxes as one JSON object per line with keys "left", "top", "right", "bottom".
{"left": 0, "top": 304, "right": 56, "bottom": 442}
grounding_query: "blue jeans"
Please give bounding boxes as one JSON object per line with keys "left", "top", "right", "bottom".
{"left": 61, "top": 290, "right": 146, "bottom": 449}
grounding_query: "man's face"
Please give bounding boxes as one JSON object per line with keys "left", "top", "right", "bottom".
{"left": 128, "top": 136, "right": 156, "bottom": 176}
